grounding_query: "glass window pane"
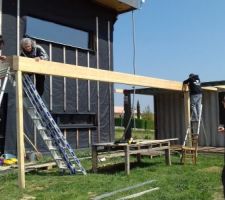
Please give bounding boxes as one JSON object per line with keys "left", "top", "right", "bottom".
{"left": 25, "top": 16, "right": 92, "bottom": 50}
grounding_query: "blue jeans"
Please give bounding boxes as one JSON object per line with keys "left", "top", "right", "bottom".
{"left": 190, "top": 94, "right": 202, "bottom": 121}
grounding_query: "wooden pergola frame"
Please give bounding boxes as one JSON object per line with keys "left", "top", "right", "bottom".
{"left": 6, "top": 56, "right": 217, "bottom": 188}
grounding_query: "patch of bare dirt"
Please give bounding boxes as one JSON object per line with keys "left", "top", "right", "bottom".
{"left": 20, "top": 194, "right": 36, "bottom": 200}
{"left": 198, "top": 166, "right": 222, "bottom": 173}
{"left": 212, "top": 186, "right": 224, "bottom": 200}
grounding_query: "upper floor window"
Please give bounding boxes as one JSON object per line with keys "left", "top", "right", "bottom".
{"left": 25, "top": 16, "right": 94, "bottom": 50}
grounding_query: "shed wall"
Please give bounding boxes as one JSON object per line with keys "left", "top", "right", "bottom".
{"left": 155, "top": 91, "right": 224, "bottom": 147}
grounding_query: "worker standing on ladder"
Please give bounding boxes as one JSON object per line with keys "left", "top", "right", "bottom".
{"left": 183, "top": 73, "right": 202, "bottom": 122}
{"left": 180, "top": 73, "right": 203, "bottom": 165}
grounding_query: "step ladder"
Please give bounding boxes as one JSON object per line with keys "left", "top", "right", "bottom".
{"left": 0, "top": 63, "right": 11, "bottom": 107}
{"left": 23, "top": 74, "right": 87, "bottom": 175}
{"left": 180, "top": 104, "right": 203, "bottom": 164}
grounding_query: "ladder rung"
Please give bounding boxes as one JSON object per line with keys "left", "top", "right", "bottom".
{"left": 26, "top": 106, "right": 35, "bottom": 110}
{"left": 57, "top": 160, "right": 67, "bottom": 167}
{"left": 54, "top": 156, "right": 63, "bottom": 160}
{"left": 37, "top": 127, "right": 46, "bottom": 131}
{"left": 68, "top": 156, "right": 74, "bottom": 160}
{"left": 182, "top": 146, "right": 196, "bottom": 150}
{"left": 43, "top": 137, "right": 52, "bottom": 141}
{"left": 59, "top": 165, "right": 68, "bottom": 170}
{"left": 0, "top": 72, "right": 8, "bottom": 78}
{"left": 31, "top": 116, "right": 41, "bottom": 120}
{"left": 49, "top": 147, "right": 57, "bottom": 151}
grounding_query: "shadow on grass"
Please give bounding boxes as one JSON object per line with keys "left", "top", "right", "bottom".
{"left": 89, "top": 160, "right": 163, "bottom": 175}
{"left": 26, "top": 170, "right": 66, "bottom": 176}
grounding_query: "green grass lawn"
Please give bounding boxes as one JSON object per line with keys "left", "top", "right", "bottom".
{"left": 115, "top": 128, "right": 155, "bottom": 141}
{"left": 0, "top": 153, "right": 224, "bottom": 200}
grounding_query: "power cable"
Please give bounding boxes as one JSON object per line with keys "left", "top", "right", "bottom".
{"left": 122, "top": 10, "right": 137, "bottom": 141}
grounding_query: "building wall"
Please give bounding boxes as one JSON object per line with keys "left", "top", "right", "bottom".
{"left": 155, "top": 91, "right": 225, "bottom": 147}
{"left": 0, "top": 0, "right": 116, "bottom": 153}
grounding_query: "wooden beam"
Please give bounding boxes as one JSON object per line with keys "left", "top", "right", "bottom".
{"left": 202, "top": 86, "right": 218, "bottom": 91}
{"left": 16, "top": 70, "right": 25, "bottom": 189}
{"left": 10, "top": 56, "right": 183, "bottom": 91}
{"left": 215, "top": 85, "right": 225, "bottom": 90}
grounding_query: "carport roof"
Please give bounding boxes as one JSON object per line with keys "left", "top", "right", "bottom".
{"left": 93, "top": 0, "right": 142, "bottom": 13}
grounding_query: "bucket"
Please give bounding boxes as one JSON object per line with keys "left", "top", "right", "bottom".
{"left": 26, "top": 151, "right": 36, "bottom": 162}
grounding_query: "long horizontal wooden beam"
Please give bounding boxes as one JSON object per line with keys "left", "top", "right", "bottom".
{"left": 10, "top": 56, "right": 184, "bottom": 91}
{"left": 201, "top": 86, "right": 218, "bottom": 91}
{"left": 8, "top": 56, "right": 219, "bottom": 92}
{"left": 215, "top": 85, "right": 225, "bottom": 90}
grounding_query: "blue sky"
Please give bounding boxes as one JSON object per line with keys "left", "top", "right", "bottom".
{"left": 113, "top": 0, "right": 225, "bottom": 110}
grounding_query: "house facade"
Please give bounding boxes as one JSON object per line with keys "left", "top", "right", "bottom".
{"left": 0, "top": 0, "right": 142, "bottom": 154}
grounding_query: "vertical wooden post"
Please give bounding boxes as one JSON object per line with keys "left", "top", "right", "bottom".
{"left": 165, "top": 142, "right": 171, "bottom": 165}
{"left": 136, "top": 145, "right": 141, "bottom": 163}
{"left": 183, "top": 87, "right": 191, "bottom": 147}
{"left": 125, "top": 145, "right": 130, "bottom": 175}
{"left": 16, "top": 71, "right": 25, "bottom": 189}
{"left": 92, "top": 145, "right": 98, "bottom": 173}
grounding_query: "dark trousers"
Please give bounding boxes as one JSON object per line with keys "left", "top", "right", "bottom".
{"left": 27, "top": 74, "right": 45, "bottom": 96}
{"left": 35, "top": 74, "right": 45, "bottom": 96}
{"left": 222, "top": 165, "right": 225, "bottom": 198}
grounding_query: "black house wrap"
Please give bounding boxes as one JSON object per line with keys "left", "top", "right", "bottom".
{"left": 0, "top": 0, "right": 141, "bottom": 154}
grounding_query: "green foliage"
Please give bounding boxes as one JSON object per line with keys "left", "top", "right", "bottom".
{"left": 115, "top": 128, "right": 155, "bottom": 140}
{"left": 115, "top": 118, "right": 123, "bottom": 127}
{"left": 137, "top": 100, "right": 141, "bottom": 119}
{"left": 142, "top": 105, "right": 154, "bottom": 121}
{"left": 115, "top": 118, "right": 154, "bottom": 130}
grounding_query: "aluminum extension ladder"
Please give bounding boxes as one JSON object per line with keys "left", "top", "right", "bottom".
{"left": 0, "top": 61, "right": 86, "bottom": 175}
{"left": 23, "top": 74, "right": 86, "bottom": 175}
{"left": 0, "top": 62, "right": 11, "bottom": 107}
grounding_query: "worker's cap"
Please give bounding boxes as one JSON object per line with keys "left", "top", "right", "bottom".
{"left": 189, "top": 73, "right": 195, "bottom": 78}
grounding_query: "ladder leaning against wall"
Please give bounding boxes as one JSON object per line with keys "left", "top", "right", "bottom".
{"left": 0, "top": 62, "right": 86, "bottom": 175}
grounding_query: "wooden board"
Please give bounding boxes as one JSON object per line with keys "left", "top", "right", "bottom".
{"left": 10, "top": 56, "right": 183, "bottom": 91}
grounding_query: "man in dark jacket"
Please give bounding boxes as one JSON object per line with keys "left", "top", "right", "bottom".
{"left": 20, "top": 38, "right": 49, "bottom": 96}
{"left": 183, "top": 73, "right": 202, "bottom": 121}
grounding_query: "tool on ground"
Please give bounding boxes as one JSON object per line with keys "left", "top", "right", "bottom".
{"left": 24, "top": 132, "right": 43, "bottom": 161}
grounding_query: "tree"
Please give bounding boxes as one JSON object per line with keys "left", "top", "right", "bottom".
{"left": 142, "top": 106, "right": 154, "bottom": 121}
{"left": 137, "top": 100, "right": 141, "bottom": 119}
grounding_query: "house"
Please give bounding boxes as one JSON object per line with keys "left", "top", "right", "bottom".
{"left": 114, "top": 106, "right": 124, "bottom": 118}
{"left": 2, "top": 0, "right": 223, "bottom": 157}
{"left": 0, "top": 0, "right": 143, "bottom": 154}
